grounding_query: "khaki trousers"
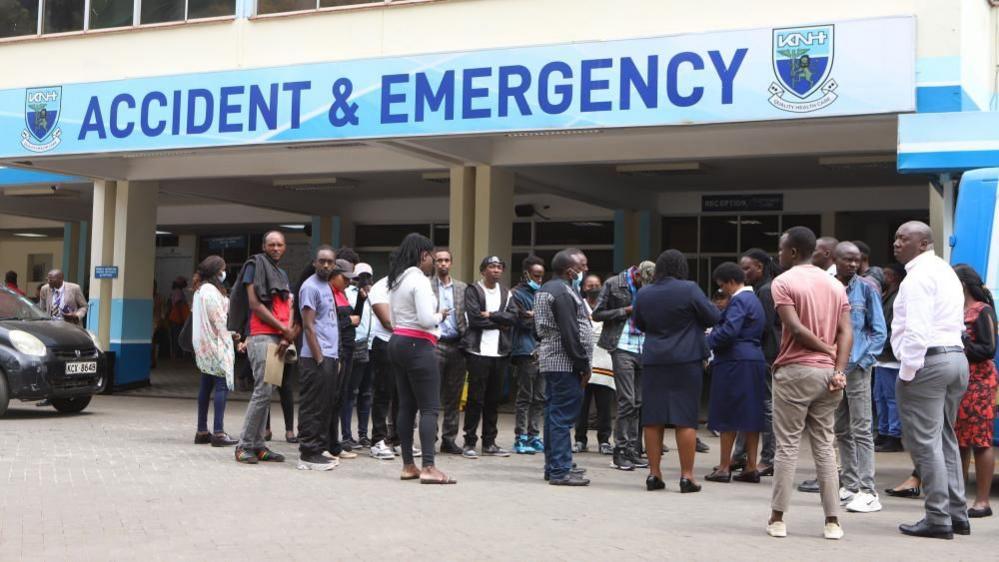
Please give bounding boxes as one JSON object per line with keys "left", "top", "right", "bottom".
{"left": 771, "top": 364, "right": 843, "bottom": 517}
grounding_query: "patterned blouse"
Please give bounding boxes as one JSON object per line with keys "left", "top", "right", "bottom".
{"left": 192, "top": 284, "right": 234, "bottom": 390}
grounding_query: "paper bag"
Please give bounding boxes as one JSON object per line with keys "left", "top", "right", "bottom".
{"left": 264, "top": 343, "right": 285, "bottom": 386}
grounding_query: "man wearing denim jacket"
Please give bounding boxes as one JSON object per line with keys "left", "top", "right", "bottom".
{"left": 833, "top": 242, "right": 887, "bottom": 513}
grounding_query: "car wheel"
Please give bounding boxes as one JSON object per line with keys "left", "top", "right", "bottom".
{"left": 50, "top": 396, "right": 92, "bottom": 414}
{"left": 0, "top": 373, "right": 9, "bottom": 417}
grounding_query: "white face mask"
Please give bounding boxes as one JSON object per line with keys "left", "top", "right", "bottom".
{"left": 218, "top": 270, "right": 227, "bottom": 283}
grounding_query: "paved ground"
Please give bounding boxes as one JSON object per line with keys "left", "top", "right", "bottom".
{"left": 0, "top": 395, "right": 996, "bottom": 561}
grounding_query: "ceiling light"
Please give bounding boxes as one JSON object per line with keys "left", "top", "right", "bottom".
{"left": 155, "top": 230, "right": 173, "bottom": 236}
{"left": 421, "top": 172, "right": 450, "bottom": 184}
{"left": 273, "top": 177, "right": 357, "bottom": 192}
{"left": 13, "top": 232, "right": 47, "bottom": 238}
{"left": 506, "top": 129, "right": 602, "bottom": 138}
{"left": 571, "top": 221, "right": 605, "bottom": 228}
{"left": 279, "top": 224, "right": 306, "bottom": 230}
{"left": 616, "top": 162, "right": 703, "bottom": 174}
{"left": 727, "top": 219, "right": 763, "bottom": 226}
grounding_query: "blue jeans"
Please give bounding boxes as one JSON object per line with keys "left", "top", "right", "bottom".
{"left": 197, "top": 373, "right": 228, "bottom": 433}
{"left": 874, "top": 366, "right": 901, "bottom": 438}
{"left": 340, "top": 358, "right": 373, "bottom": 441}
{"left": 543, "top": 371, "right": 583, "bottom": 480}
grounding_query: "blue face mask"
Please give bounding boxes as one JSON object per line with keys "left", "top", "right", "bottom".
{"left": 571, "top": 270, "right": 583, "bottom": 291}
{"left": 527, "top": 279, "right": 541, "bottom": 291}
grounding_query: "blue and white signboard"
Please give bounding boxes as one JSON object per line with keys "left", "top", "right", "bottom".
{"left": 94, "top": 266, "right": 119, "bottom": 279}
{"left": 0, "top": 16, "right": 915, "bottom": 158}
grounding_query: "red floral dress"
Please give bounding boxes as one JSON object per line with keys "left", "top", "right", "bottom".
{"left": 955, "top": 301, "right": 998, "bottom": 448}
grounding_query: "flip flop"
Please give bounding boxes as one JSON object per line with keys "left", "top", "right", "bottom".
{"left": 420, "top": 474, "right": 457, "bottom": 485}
{"left": 400, "top": 473, "right": 421, "bottom": 481}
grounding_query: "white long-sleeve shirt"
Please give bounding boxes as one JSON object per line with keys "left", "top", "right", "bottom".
{"left": 891, "top": 250, "right": 965, "bottom": 381}
{"left": 388, "top": 266, "right": 443, "bottom": 337}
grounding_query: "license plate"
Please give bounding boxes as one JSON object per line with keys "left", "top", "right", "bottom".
{"left": 65, "top": 361, "right": 97, "bottom": 375}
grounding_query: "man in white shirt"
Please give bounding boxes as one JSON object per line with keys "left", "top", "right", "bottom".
{"left": 461, "top": 256, "right": 516, "bottom": 458}
{"left": 891, "top": 221, "right": 970, "bottom": 540}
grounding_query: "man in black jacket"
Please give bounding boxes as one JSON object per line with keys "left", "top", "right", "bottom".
{"left": 592, "top": 262, "right": 655, "bottom": 471}
{"left": 431, "top": 249, "right": 468, "bottom": 455}
{"left": 461, "top": 256, "right": 516, "bottom": 458}
{"left": 536, "top": 248, "right": 594, "bottom": 486}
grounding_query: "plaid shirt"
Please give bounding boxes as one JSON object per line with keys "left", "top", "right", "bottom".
{"left": 535, "top": 279, "right": 594, "bottom": 373}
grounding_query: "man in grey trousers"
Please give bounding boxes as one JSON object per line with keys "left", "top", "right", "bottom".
{"left": 891, "top": 221, "right": 970, "bottom": 540}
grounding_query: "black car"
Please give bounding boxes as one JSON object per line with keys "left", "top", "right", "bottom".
{"left": 0, "top": 288, "right": 106, "bottom": 416}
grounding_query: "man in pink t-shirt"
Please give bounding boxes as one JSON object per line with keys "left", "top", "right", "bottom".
{"left": 765, "top": 226, "right": 853, "bottom": 541}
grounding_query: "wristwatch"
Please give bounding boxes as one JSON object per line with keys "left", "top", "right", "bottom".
{"left": 833, "top": 370, "right": 846, "bottom": 378}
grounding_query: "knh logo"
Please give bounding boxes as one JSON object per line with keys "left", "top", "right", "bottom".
{"left": 22, "top": 86, "right": 63, "bottom": 153}
{"left": 768, "top": 25, "right": 838, "bottom": 113}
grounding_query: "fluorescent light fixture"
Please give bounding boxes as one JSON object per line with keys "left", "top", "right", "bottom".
{"left": 818, "top": 155, "right": 896, "bottom": 166}
{"left": 155, "top": 230, "right": 173, "bottom": 236}
{"left": 421, "top": 172, "right": 450, "bottom": 184}
{"left": 273, "top": 177, "right": 357, "bottom": 192}
{"left": 728, "top": 219, "right": 763, "bottom": 226}
{"left": 279, "top": 224, "right": 306, "bottom": 230}
{"left": 571, "top": 221, "right": 605, "bottom": 228}
{"left": 616, "top": 162, "right": 702, "bottom": 173}
{"left": 506, "top": 129, "right": 602, "bottom": 138}
{"left": 13, "top": 232, "right": 47, "bottom": 238}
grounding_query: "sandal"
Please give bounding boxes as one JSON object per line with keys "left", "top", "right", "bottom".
{"left": 420, "top": 473, "right": 457, "bottom": 485}
{"left": 400, "top": 472, "right": 420, "bottom": 481}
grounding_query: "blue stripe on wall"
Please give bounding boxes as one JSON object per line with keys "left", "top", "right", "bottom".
{"left": 898, "top": 150, "right": 999, "bottom": 174}
{"left": 109, "top": 342, "right": 151, "bottom": 386}
{"left": 915, "top": 85, "right": 982, "bottom": 113}
{"left": 86, "top": 298, "right": 100, "bottom": 332}
{"left": 0, "top": 167, "right": 84, "bottom": 186}
{"left": 109, "top": 298, "right": 153, "bottom": 341}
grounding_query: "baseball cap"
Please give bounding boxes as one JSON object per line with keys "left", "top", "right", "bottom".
{"left": 480, "top": 255, "right": 507, "bottom": 271}
{"left": 354, "top": 262, "right": 373, "bottom": 277}
{"left": 333, "top": 259, "right": 358, "bottom": 278}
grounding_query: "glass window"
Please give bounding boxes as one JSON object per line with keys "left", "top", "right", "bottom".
{"left": 0, "top": 0, "right": 38, "bottom": 38}
{"left": 739, "top": 215, "right": 780, "bottom": 254}
{"left": 782, "top": 214, "right": 822, "bottom": 237}
{"left": 89, "top": 0, "right": 133, "bottom": 29}
{"left": 257, "top": 0, "right": 315, "bottom": 14}
{"left": 140, "top": 0, "right": 184, "bottom": 24}
{"left": 354, "top": 224, "right": 430, "bottom": 247}
{"left": 512, "top": 222, "right": 532, "bottom": 246}
{"left": 44, "top": 0, "right": 84, "bottom": 33}
{"left": 661, "top": 217, "right": 698, "bottom": 253}
{"left": 188, "top": 0, "right": 237, "bottom": 18}
{"left": 319, "top": 0, "right": 382, "bottom": 7}
{"left": 699, "top": 215, "right": 738, "bottom": 253}
{"left": 534, "top": 221, "right": 613, "bottom": 246}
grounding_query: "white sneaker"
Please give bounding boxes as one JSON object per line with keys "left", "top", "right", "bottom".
{"left": 839, "top": 487, "right": 856, "bottom": 505}
{"left": 824, "top": 522, "right": 844, "bottom": 540}
{"left": 766, "top": 521, "right": 787, "bottom": 538}
{"left": 369, "top": 440, "right": 395, "bottom": 460}
{"left": 392, "top": 444, "right": 422, "bottom": 457}
{"left": 845, "top": 491, "right": 882, "bottom": 513}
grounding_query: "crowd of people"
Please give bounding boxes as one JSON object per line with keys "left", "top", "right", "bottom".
{"left": 182, "top": 220, "right": 996, "bottom": 540}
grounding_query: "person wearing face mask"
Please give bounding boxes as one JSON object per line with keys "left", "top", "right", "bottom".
{"left": 192, "top": 255, "right": 239, "bottom": 448}
{"left": 508, "top": 255, "right": 547, "bottom": 455}
{"left": 575, "top": 274, "right": 616, "bottom": 455}
{"left": 592, "top": 261, "right": 656, "bottom": 471}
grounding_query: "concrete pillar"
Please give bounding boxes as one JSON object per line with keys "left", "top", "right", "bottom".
{"left": 109, "top": 181, "right": 158, "bottom": 389}
{"left": 61, "top": 222, "right": 81, "bottom": 283}
{"left": 449, "top": 166, "right": 476, "bottom": 284}
{"left": 77, "top": 220, "right": 89, "bottom": 291}
{"left": 929, "top": 175, "right": 956, "bottom": 261}
{"left": 614, "top": 209, "right": 660, "bottom": 272}
{"left": 87, "top": 181, "right": 116, "bottom": 352}
{"left": 639, "top": 209, "right": 662, "bottom": 263}
{"left": 311, "top": 215, "right": 342, "bottom": 251}
{"left": 473, "top": 166, "right": 514, "bottom": 286}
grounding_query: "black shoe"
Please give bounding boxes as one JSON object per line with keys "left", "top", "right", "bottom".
{"left": 679, "top": 478, "right": 702, "bottom": 493}
{"left": 797, "top": 478, "right": 820, "bottom": 493}
{"left": 874, "top": 434, "right": 886, "bottom": 447}
{"left": 885, "top": 486, "right": 921, "bottom": 498}
{"left": 286, "top": 434, "right": 300, "bottom": 444}
{"left": 705, "top": 470, "right": 731, "bottom": 483}
{"left": 194, "top": 431, "right": 212, "bottom": 445}
{"left": 646, "top": 475, "right": 665, "bottom": 491}
{"left": 875, "top": 436, "right": 904, "bottom": 453}
{"left": 758, "top": 465, "right": 774, "bottom": 477}
{"left": 695, "top": 438, "right": 710, "bottom": 453}
{"left": 612, "top": 447, "right": 635, "bottom": 471}
{"left": 211, "top": 432, "right": 238, "bottom": 447}
{"left": 549, "top": 473, "right": 590, "bottom": 486}
{"left": 358, "top": 436, "right": 372, "bottom": 448}
{"left": 255, "top": 448, "right": 285, "bottom": 462}
{"left": 734, "top": 470, "right": 761, "bottom": 483}
{"left": 628, "top": 448, "right": 649, "bottom": 469}
{"left": 570, "top": 466, "right": 587, "bottom": 476}
{"left": 953, "top": 519, "right": 971, "bottom": 535}
{"left": 263, "top": 430, "right": 273, "bottom": 442}
{"left": 340, "top": 438, "right": 359, "bottom": 451}
{"left": 482, "top": 443, "right": 511, "bottom": 457}
{"left": 729, "top": 455, "right": 747, "bottom": 472}
{"left": 899, "top": 519, "right": 953, "bottom": 540}
{"left": 440, "top": 440, "right": 463, "bottom": 455}
{"left": 234, "top": 447, "right": 259, "bottom": 464}
{"left": 968, "top": 506, "right": 992, "bottom": 519}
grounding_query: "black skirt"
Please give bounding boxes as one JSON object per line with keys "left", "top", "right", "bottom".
{"left": 641, "top": 361, "right": 703, "bottom": 428}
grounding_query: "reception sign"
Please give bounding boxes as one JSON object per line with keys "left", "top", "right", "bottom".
{"left": 0, "top": 16, "right": 915, "bottom": 158}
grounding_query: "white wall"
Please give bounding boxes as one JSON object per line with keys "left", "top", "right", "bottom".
{"left": 0, "top": 0, "right": 965, "bottom": 89}
{"left": 157, "top": 203, "right": 309, "bottom": 226}
{"left": 0, "top": 239, "right": 64, "bottom": 297}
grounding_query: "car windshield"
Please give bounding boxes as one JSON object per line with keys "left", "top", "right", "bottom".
{"left": 0, "top": 289, "right": 48, "bottom": 320}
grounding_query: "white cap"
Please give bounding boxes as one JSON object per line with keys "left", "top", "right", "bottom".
{"left": 354, "top": 262, "right": 373, "bottom": 276}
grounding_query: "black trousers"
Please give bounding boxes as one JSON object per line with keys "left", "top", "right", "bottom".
{"left": 370, "top": 338, "right": 399, "bottom": 445}
{"left": 574, "top": 383, "right": 614, "bottom": 446}
{"left": 436, "top": 340, "right": 467, "bottom": 445}
{"left": 388, "top": 335, "right": 441, "bottom": 467}
{"left": 463, "top": 354, "right": 509, "bottom": 447}
{"left": 327, "top": 346, "right": 352, "bottom": 454}
{"left": 298, "top": 356, "right": 339, "bottom": 457}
